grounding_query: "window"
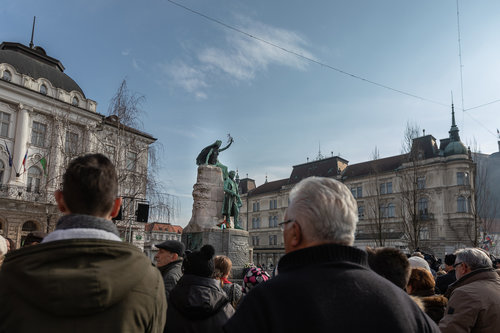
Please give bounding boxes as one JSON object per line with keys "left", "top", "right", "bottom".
{"left": 457, "top": 172, "right": 469, "bottom": 186}
{"left": 387, "top": 203, "right": 395, "bottom": 218}
{"left": 268, "top": 216, "right": 278, "bottom": 228}
{"left": 126, "top": 151, "right": 137, "bottom": 171}
{"left": 419, "top": 227, "right": 430, "bottom": 240}
{"left": 72, "top": 97, "right": 79, "bottom": 106}
{"left": 251, "top": 236, "right": 260, "bottom": 246}
{"left": 0, "top": 112, "right": 10, "bottom": 137}
{"left": 351, "top": 186, "right": 362, "bottom": 198}
{"left": 27, "top": 167, "right": 42, "bottom": 193}
{"left": 358, "top": 206, "right": 364, "bottom": 220}
{"left": 2, "top": 70, "right": 11, "bottom": 81}
{"left": 269, "top": 235, "right": 277, "bottom": 246}
{"left": 269, "top": 199, "right": 277, "bottom": 210}
{"left": 380, "top": 183, "right": 386, "bottom": 195}
{"left": 40, "top": 84, "right": 47, "bottom": 95}
{"left": 252, "top": 217, "right": 260, "bottom": 229}
{"left": 0, "top": 160, "right": 4, "bottom": 184}
{"left": 252, "top": 202, "right": 260, "bottom": 212}
{"left": 22, "top": 221, "right": 38, "bottom": 232}
{"left": 65, "top": 131, "right": 79, "bottom": 155}
{"left": 379, "top": 205, "right": 387, "bottom": 218}
{"left": 386, "top": 182, "right": 393, "bottom": 194}
{"left": 105, "top": 145, "right": 116, "bottom": 161}
{"left": 31, "top": 121, "right": 47, "bottom": 147}
{"left": 457, "top": 196, "right": 468, "bottom": 213}
{"left": 418, "top": 198, "right": 428, "bottom": 218}
{"left": 380, "top": 182, "right": 393, "bottom": 195}
{"left": 417, "top": 177, "right": 425, "bottom": 190}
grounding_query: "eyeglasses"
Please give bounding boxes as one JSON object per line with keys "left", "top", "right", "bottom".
{"left": 279, "top": 219, "right": 294, "bottom": 231}
{"left": 453, "top": 262, "right": 463, "bottom": 268}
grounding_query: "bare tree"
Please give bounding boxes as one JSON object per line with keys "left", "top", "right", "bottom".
{"left": 398, "top": 121, "right": 427, "bottom": 252}
{"left": 365, "top": 146, "right": 386, "bottom": 247}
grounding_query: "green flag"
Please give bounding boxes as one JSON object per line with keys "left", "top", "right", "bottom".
{"left": 40, "top": 157, "right": 47, "bottom": 175}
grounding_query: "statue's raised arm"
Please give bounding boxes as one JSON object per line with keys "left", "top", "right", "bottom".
{"left": 195, "top": 135, "right": 233, "bottom": 166}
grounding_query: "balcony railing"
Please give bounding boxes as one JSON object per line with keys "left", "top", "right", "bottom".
{"left": 0, "top": 184, "right": 48, "bottom": 202}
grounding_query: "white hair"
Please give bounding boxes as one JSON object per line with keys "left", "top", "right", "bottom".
{"left": 287, "top": 176, "right": 358, "bottom": 245}
{"left": 455, "top": 248, "right": 492, "bottom": 271}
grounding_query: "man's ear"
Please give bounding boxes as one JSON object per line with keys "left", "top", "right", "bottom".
{"left": 109, "top": 197, "right": 123, "bottom": 220}
{"left": 290, "top": 222, "right": 302, "bottom": 248}
{"left": 54, "top": 190, "right": 69, "bottom": 214}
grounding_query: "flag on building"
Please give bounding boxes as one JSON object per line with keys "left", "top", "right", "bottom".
{"left": 22, "top": 150, "right": 28, "bottom": 172}
{"left": 39, "top": 156, "right": 47, "bottom": 175}
{"left": 4, "top": 142, "right": 13, "bottom": 167}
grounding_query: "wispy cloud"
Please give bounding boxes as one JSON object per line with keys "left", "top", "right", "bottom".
{"left": 161, "top": 15, "right": 314, "bottom": 98}
{"left": 121, "top": 49, "right": 131, "bottom": 56}
{"left": 132, "top": 58, "right": 141, "bottom": 70}
{"left": 159, "top": 61, "right": 208, "bottom": 100}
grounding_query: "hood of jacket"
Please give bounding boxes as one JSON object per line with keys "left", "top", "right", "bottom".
{"left": 1, "top": 238, "right": 154, "bottom": 316}
{"left": 169, "top": 274, "right": 230, "bottom": 320}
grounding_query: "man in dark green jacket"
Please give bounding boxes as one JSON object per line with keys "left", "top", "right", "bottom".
{"left": 0, "top": 154, "right": 166, "bottom": 333}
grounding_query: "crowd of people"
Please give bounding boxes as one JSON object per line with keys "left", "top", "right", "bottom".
{"left": 0, "top": 153, "right": 499, "bottom": 332}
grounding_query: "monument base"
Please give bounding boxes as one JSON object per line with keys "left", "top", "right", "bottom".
{"left": 182, "top": 228, "right": 251, "bottom": 280}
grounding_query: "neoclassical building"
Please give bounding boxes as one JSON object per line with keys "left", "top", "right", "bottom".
{"left": 0, "top": 41, "right": 155, "bottom": 249}
{"left": 239, "top": 109, "right": 480, "bottom": 267}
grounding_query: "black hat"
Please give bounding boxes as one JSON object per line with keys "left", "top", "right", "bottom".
{"left": 155, "top": 240, "right": 185, "bottom": 256}
{"left": 183, "top": 244, "right": 215, "bottom": 278}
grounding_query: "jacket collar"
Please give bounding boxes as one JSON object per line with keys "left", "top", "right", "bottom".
{"left": 446, "top": 267, "right": 497, "bottom": 297}
{"left": 277, "top": 243, "right": 368, "bottom": 274}
{"left": 56, "top": 214, "right": 120, "bottom": 237}
{"left": 158, "top": 259, "right": 183, "bottom": 273}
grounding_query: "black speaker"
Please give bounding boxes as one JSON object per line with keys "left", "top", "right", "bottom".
{"left": 136, "top": 203, "right": 149, "bottom": 222}
{"left": 113, "top": 205, "right": 123, "bottom": 221}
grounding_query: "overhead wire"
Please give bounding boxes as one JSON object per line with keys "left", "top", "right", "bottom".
{"left": 168, "top": 0, "right": 498, "bottom": 137}
{"left": 167, "top": 0, "right": 448, "bottom": 107}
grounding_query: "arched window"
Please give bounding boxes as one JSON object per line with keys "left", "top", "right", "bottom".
{"left": 22, "top": 221, "right": 38, "bottom": 232}
{"left": 27, "top": 166, "right": 42, "bottom": 193}
{"left": 418, "top": 198, "right": 428, "bottom": 218}
{"left": 40, "top": 84, "right": 47, "bottom": 95}
{"left": 72, "top": 96, "right": 79, "bottom": 106}
{"left": 2, "top": 70, "right": 11, "bottom": 81}
{"left": 0, "top": 159, "right": 4, "bottom": 184}
{"left": 457, "top": 196, "right": 467, "bottom": 213}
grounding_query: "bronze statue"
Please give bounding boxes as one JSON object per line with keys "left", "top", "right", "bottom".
{"left": 196, "top": 136, "right": 233, "bottom": 167}
{"left": 220, "top": 170, "right": 242, "bottom": 229}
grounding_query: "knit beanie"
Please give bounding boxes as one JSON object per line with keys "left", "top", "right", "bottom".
{"left": 408, "top": 256, "right": 431, "bottom": 272}
{"left": 243, "top": 267, "right": 270, "bottom": 293}
{"left": 183, "top": 244, "right": 215, "bottom": 277}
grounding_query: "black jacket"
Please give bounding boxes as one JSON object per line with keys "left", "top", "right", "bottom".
{"left": 165, "top": 274, "right": 235, "bottom": 333}
{"left": 159, "top": 259, "right": 183, "bottom": 300}
{"left": 224, "top": 243, "right": 439, "bottom": 333}
{"left": 436, "top": 269, "right": 456, "bottom": 295}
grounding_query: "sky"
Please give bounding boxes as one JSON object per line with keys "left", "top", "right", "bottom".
{"left": 1, "top": 1, "right": 500, "bottom": 227}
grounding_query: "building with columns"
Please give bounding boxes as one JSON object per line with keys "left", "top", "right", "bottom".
{"left": 239, "top": 108, "right": 480, "bottom": 267}
{"left": 0, "top": 41, "right": 155, "bottom": 249}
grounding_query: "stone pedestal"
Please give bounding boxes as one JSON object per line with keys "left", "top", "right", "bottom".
{"left": 182, "top": 164, "right": 250, "bottom": 279}
{"left": 182, "top": 228, "right": 250, "bottom": 280}
{"left": 184, "top": 165, "right": 225, "bottom": 233}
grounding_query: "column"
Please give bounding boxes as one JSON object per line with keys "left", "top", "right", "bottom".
{"left": 9, "top": 104, "right": 30, "bottom": 184}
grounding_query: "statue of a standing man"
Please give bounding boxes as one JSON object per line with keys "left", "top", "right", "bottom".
{"left": 220, "top": 170, "right": 242, "bottom": 229}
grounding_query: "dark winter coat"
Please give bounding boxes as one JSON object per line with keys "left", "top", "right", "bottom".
{"left": 436, "top": 269, "right": 456, "bottom": 294}
{"left": 224, "top": 243, "right": 439, "bottom": 333}
{"left": 222, "top": 282, "right": 243, "bottom": 308}
{"left": 0, "top": 238, "right": 166, "bottom": 333}
{"left": 165, "top": 274, "right": 235, "bottom": 333}
{"left": 159, "top": 259, "right": 183, "bottom": 300}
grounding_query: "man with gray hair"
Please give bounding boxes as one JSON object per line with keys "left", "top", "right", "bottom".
{"left": 224, "top": 177, "right": 438, "bottom": 333}
{"left": 439, "top": 248, "right": 500, "bottom": 332}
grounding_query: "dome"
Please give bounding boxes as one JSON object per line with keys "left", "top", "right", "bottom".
{"left": 444, "top": 141, "right": 467, "bottom": 157}
{"left": 0, "top": 42, "right": 85, "bottom": 97}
